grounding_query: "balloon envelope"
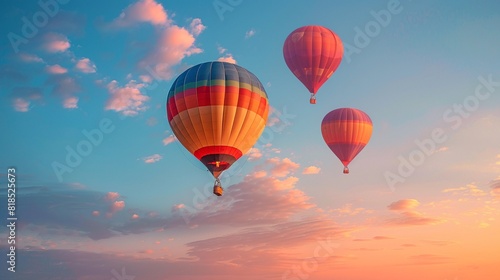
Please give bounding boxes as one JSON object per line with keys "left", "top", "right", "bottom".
{"left": 283, "top": 25, "right": 343, "bottom": 103}
{"left": 321, "top": 108, "right": 372, "bottom": 173}
{"left": 166, "top": 61, "right": 269, "bottom": 180}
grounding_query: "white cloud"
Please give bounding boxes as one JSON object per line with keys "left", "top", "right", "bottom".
{"left": 245, "top": 28, "right": 256, "bottom": 39}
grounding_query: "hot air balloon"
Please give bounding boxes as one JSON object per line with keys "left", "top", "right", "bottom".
{"left": 321, "top": 108, "right": 372, "bottom": 174}
{"left": 283, "top": 25, "right": 343, "bottom": 104}
{"left": 166, "top": 61, "right": 269, "bottom": 196}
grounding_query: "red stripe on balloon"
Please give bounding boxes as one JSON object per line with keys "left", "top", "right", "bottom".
{"left": 193, "top": 146, "right": 243, "bottom": 160}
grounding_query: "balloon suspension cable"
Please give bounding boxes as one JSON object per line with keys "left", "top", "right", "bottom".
{"left": 309, "top": 94, "right": 317, "bottom": 104}
{"left": 213, "top": 178, "right": 223, "bottom": 196}
{"left": 343, "top": 166, "right": 349, "bottom": 174}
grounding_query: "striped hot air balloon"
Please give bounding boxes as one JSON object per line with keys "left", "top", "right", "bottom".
{"left": 321, "top": 108, "right": 373, "bottom": 174}
{"left": 166, "top": 61, "right": 269, "bottom": 196}
{"left": 283, "top": 25, "right": 343, "bottom": 104}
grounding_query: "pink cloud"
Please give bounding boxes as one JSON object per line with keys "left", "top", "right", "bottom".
{"left": 184, "top": 218, "right": 349, "bottom": 274}
{"left": 143, "top": 154, "right": 162, "bottom": 163}
{"left": 13, "top": 98, "right": 30, "bottom": 112}
{"left": 388, "top": 199, "right": 420, "bottom": 211}
{"left": 139, "top": 25, "right": 203, "bottom": 80}
{"left": 251, "top": 170, "right": 267, "bottom": 178}
{"left": 105, "top": 192, "right": 120, "bottom": 202}
{"left": 171, "top": 204, "right": 185, "bottom": 212}
{"left": 92, "top": 211, "right": 100, "bottom": 217}
{"left": 217, "top": 54, "right": 236, "bottom": 64}
{"left": 331, "top": 204, "right": 368, "bottom": 216}
{"left": 490, "top": 179, "right": 500, "bottom": 198}
{"left": 303, "top": 165, "right": 321, "bottom": 175}
{"left": 172, "top": 169, "right": 309, "bottom": 227}
{"left": 386, "top": 211, "right": 445, "bottom": 226}
{"left": 131, "top": 214, "right": 139, "bottom": 219}
{"left": 105, "top": 80, "right": 149, "bottom": 116}
{"left": 75, "top": 58, "right": 96, "bottom": 73}
{"left": 10, "top": 87, "right": 42, "bottom": 112}
{"left": 19, "top": 53, "right": 44, "bottom": 63}
{"left": 139, "top": 74, "right": 153, "bottom": 83}
{"left": 47, "top": 75, "right": 81, "bottom": 109}
{"left": 43, "top": 33, "right": 70, "bottom": 53}
{"left": 162, "top": 135, "right": 176, "bottom": 146}
{"left": 112, "top": 0, "right": 169, "bottom": 27}
{"left": 442, "top": 184, "right": 487, "bottom": 197}
{"left": 139, "top": 249, "right": 154, "bottom": 254}
{"left": 46, "top": 64, "right": 68, "bottom": 74}
{"left": 246, "top": 148, "right": 262, "bottom": 161}
{"left": 63, "top": 97, "right": 78, "bottom": 109}
{"left": 266, "top": 157, "right": 300, "bottom": 177}
{"left": 189, "top": 18, "right": 206, "bottom": 36}
{"left": 109, "top": 201, "right": 125, "bottom": 214}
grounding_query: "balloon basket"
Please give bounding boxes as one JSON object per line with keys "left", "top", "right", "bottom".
{"left": 343, "top": 167, "right": 349, "bottom": 174}
{"left": 309, "top": 97, "right": 316, "bottom": 104}
{"left": 213, "top": 178, "right": 223, "bottom": 196}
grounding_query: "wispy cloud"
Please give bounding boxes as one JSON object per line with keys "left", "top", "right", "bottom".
{"left": 388, "top": 199, "right": 420, "bottom": 211}
{"left": 245, "top": 28, "right": 256, "bottom": 39}
{"left": 442, "top": 184, "right": 487, "bottom": 197}
{"left": 142, "top": 154, "right": 162, "bottom": 163}
{"left": 386, "top": 211, "right": 445, "bottom": 226}
{"left": 386, "top": 199, "right": 444, "bottom": 226}
{"left": 408, "top": 254, "right": 452, "bottom": 265}
{"left": 162, "top": 135, "right": 176, "bottom": 146}
{"left": 490, "top": 179, "right": 500, "bottom": 198}
{"left": 19, "top": 53, "right": 44, "bottom": 63}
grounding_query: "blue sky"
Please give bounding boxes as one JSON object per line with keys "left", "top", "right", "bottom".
{"left": 1, "top": 1, "right": 500, "bottom": 279}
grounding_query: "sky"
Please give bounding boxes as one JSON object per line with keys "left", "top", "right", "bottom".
{"left": 1, "top": 0, "right": 500, "bottom": 279}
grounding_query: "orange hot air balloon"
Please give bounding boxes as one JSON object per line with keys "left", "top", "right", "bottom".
{"left": 283, "top": 25, "right": 343, "bottom": 104}
{"left": 321, "top": 108, "right": 373, "bottom": 174}
{"left": 166, "top": 61, "right": 269, "bottom": 196}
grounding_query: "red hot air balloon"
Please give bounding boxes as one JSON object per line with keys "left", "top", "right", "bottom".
{"left": 321, "top": 108, "right": 373, "bottom": 174}
{"left": 166, "top": 62, "right": 269, "bottom": 196}
{"left": 283, "top": 25, "right": 343, "bottom": 104}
